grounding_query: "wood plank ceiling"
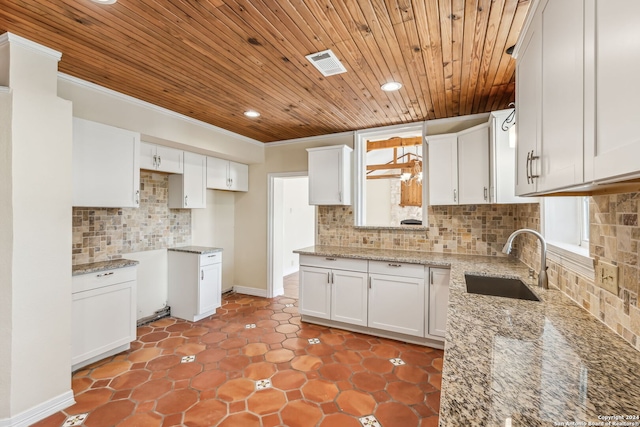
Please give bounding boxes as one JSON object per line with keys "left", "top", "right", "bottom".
{"left": 0, "top": 0, "right": 530, "bottom": 143}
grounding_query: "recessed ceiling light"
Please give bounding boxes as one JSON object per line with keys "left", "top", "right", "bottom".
{"left": 91, "top": 0, "right": 117, "bottom": 4}
{"left": 244, "top": 110, "right": 260, "bottom": 118}
{"left": 381, "top": 82, "right": 402, "bottom": 92}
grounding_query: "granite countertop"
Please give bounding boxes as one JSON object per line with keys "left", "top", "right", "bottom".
{"left": 294, "top": 246, "right": 640, "bottom": 426}
{"left": 168, "top": 246, "right": 223, "bottom": 255}
{"left": 72, "top": 258, "right": 139, "bottom": 276}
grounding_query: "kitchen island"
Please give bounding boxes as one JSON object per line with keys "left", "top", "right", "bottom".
{"left": 294, "top": 246, "right": 640, "bottom": 426}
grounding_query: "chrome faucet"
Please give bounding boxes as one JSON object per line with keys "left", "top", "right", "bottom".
{"left": 502, "top": 229, "right": 549, "bottom": 289}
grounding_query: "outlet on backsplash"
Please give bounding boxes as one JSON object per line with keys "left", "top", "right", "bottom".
{"left": 596, "top": 260, "right": 619, "bottom": 295}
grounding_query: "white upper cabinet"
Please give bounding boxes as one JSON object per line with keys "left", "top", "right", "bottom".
{"left": 140, "top": 141, "right": 183, "bottom": 174}
{"left": 514, "top": 0, "right": 640, "bottom": 193}
{"left": 514, "top": 11, "right": 542, "bottom": 197}
{"left": 168, "top": 151, "right": 206, "bottom": 208}
{"left": 307, "top": 145, "right": 352, "bottom": 205}
{"left": 427, "top": 133, "right": 458, "bottom": 205}
{"left": 538, "top": 0, "right": 584, "bottom": 192}
{"left": 206, "top": 156, "right": 249, "bottom": 192}
{"left": 589, "top": 0, "right": 640, "bottom": 181}
{"left": 72, "top": 117, "right": 140, "bottom": 208}
{"left": 427, "top": 123, "right": 489, "bottom": 205}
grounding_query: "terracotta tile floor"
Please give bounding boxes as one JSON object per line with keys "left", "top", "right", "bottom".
{"left": 34, "top": 293, "right": 443, "bottom": 427}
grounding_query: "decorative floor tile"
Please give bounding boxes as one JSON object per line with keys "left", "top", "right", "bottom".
{"left": 181, "top": 355, "right": 196, "bottom": 363}
{"left": 308, "top": 338, "right": 321, "bottom": 345}
{"left": 285, "top": 304, "right": 294, "bottom": 307}
{"left": 359, "top": 415, "right": 382, "bottom": 427}
{"left": 63, "top": 413, "right": 88, "bottom": 427}
{"left": 255, "top": 378, "right": 272, "bottom": 390}
{"left": 389, "top": 358, "right": 406, "bottom": 366}
{"left": 245, "top": 323, "right": 256, "bottom": 329}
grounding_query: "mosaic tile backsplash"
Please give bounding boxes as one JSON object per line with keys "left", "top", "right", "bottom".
{"left": 72, "top": 171, "right": 191, "bottom": 265}
{"left": 317, "top": 204, "right": 523, "bottom": 256}
{"left": 514, "top": 197, "right": 639, "bottom": 352}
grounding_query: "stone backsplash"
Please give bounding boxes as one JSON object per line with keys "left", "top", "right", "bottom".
{"left": 317, "top": 203, "right": 527, "bottom": 256}
{"left": 72, "top": 171, "right": 191, "bottom": 265}
{"left": 517, "top": 196, "right": 640, "bottom": 352}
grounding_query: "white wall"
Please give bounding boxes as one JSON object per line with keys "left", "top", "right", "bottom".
{"left": 366, "top": 179, "right": 392, "bottom": 226}
{"left": 272, "top": 179, "right": 285, "bottom": 295}
{"left": 234, "top": 133, "right": 354, "bottom": 291}
{"left": 282, "top": 177, "right": 314, "bottom": 277}
{"left": 192, "top": 190, "right": 235, "bottom": 292}
{"left": 0, "top": 34, "right": 74, "bottom": 421}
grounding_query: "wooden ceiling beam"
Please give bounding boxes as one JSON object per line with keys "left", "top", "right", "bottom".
{"left": 367, "top": 136, "right": 423, "bottom": 151}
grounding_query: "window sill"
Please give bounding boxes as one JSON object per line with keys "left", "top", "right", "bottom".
{"left": 546, "top": 241, "right": 595, "bottom": 279}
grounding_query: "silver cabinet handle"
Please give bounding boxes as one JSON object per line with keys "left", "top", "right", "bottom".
{"left": 484, "top": 187, "right": 488, "bottom": 201}
{"left": 207, "top": 254, "right": 217, "bottom": 258}
{"left": 331, "top": 272, "right": 334, "bottom": 284}
{"left": 526, "top": 151, "right": 532, "bottom": 184}
{"left": 453, "top": 189, "right": 457, "bottom": 203}
{"left": 327, "top": 272, "right": 331, "bottom": 284}
{"left": 325, "top": 257, "right": 336, "bottom": 261}
{"left": 530, "top": 151, "right": 540, "bottom": 180}
{"left": 152, "top": 154, "right": 157, "bottom": 168}
{"left": 97, "top": 272, "right": 114, "bottom": 278}
{"left": 157, "top": 156, "right": 161, "bottom": 167}
{"left": 201, "top": 269, "right": 204, "bottom": 280}
{"left": 135, "top": 190, "right": 140, "bottom": 205}
{"left": 430, "top": 270, "right": 434, "bottom": 285}
{"left": 339, "top": 191, "right": 342, "bottom": 202}
{"left": 388, "top": 263, "right": 402, "bottom": 267}
{"left": 185, "top": 195, "right": 188, "bottom": 207}
{"left": 368, "top": 276, "right": 371, "bottom": 289}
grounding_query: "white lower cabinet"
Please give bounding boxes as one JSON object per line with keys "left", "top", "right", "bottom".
{"left": 299, "top": 256, "right": 368, "bottom": 326}
{"left": 299, "top": 255, "right": 449, "bottom": 344}
{"left": 168, "top": 250, "right": 222, "bottom": 322}
{"left": 428, "top": 268, "right": 450, "bottom": 338}
{"left": 369, "top": 261, "right": 425, "bottom": 337}
{"left": 72, "top": 266, "right": 137, "bottom": 370}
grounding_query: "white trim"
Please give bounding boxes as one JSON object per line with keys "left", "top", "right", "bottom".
{"left": 266, "top": 131, "right": 355, "bottom": 147}
{"left": 512, "top": 0, "right": 542, "bottom": 59}
{"left": 547, "top": 242, "right": 595, "bottom": 280}
{"left": 0, "top": 32, "right": 62, "bottom": 61}
{"left": 267, "top": 171, "right": 312, "bottom": 298}
{"left": 0, "top": 390, "right": 74, "bottom": 427}
{"left": 233, "top": 286, "right": 268, "bottom": 298}
{"left": 424, "top": 112, "right": 491, "bottom": 129}
{"left": 57, "top": 73, "right": 263, "bottom": 147}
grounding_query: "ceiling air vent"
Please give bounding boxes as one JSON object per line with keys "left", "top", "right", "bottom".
{"left": 305, "top": 49, "right": 347, "bottom": 77}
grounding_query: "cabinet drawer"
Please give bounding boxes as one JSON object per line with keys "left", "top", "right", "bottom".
{"left": 73, "top": 266, "right": 137, "bottom": 293}
{"left": 368, "top": 260, "right": 425, "bottom": 279}
{"left": 299, "top": 255, "right": 367, "bottom": 272}
{"left": 200, "top": 252, "right": 222, "bottom": 266}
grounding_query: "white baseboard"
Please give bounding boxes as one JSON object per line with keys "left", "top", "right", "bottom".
{"left": 233, "top": 286, "right": 267, "bottom": 298}
{"left": 0, "top": 390, "right": 74, "bottom": 427}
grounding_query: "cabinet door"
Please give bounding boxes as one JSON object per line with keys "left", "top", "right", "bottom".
{"left": 299, "top": 266, "right": 331, "bottom": 319}
{"left": 183, "top": 152, "right": 206, "bottom": 208}
{"left": 427, "top": 133, "right": 458, "bottom": 205}
{"left": 368, "top": 274, "right": 425, "bottom": 337}
{"left": 331, "top": 270, "right": 368, "bottom": 326}
{"left": 591, "top": 0, "right": 640, "bottom": 180}
{"left": 155, "top": 145, "right": 183, "bottom": 174}
{"left": 427, "top": 268, "right": 450, "bottom": 338}
{"left": 514, "top": 15, "right": 542, "bottom": 196}
{"left": 140, "top": 141, "right": 157, "bottom": 171}
{"left": 72, "top": 281, "right": 135, "bottom": 366}
{"left": 457, "top": 124, "right": 490, "bottom": 204}
{"left": 199, "top": 262, "right": 221, "bottom": 315}
{"left": 206, "top": 156, "right": 229, "bottom": 190}
{"left": 538, "top": 0, "right": 584, "bottom": 192}
{"left": 228, "top": 161, "right": 249, "bottom": 192}
{"left": 308, "top": 146, "right": 350, "bottom": 205}
{"left": 72, "top": 118, "right": 140, "bottom": 208}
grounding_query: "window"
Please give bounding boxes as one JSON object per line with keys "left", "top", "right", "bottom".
{"left": 542, "top": 196, "right": 593, "bottom": 276}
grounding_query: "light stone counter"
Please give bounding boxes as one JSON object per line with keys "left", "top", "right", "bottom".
{"left": 294, "top": 246, "right": 640, "bottom": 427}
{"left": 72, "top": 258, "right": 139, "bottom": 276}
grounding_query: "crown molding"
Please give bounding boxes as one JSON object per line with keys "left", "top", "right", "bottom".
{"left": 58, "top": 72, "right": 264, "bottom": 147}
{"left": 0, "top": 32, "right": 62, "bottom": 62}
{"left": 266, "top": 131, "right": 355, "bottom": 147}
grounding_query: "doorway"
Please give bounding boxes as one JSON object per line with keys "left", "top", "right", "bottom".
{"left": 267, "top": 172, "right": 315, "bottom": 298}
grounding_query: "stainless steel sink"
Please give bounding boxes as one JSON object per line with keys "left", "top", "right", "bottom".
{"left": 465, "top": 274, "right": 540, "bottom": 302}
